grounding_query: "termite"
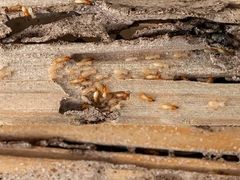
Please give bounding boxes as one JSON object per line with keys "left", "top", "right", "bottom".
{"left": 145, "top": 74, "right": 161, "bottom": 80}
{"left": 22, "top": 6, "right": 31, "bottom": 17}
{"left": 145, "top": 55, "right": 160, "bottom": 60}
{"left": 70, "top": 79, "right": 82, "bottom": 85}
{"left": 113, "top": 69, "right": 129, "bottom": 80}
{"left": 49, "top": 67, "right": 58, "bottom": 81}
{"left": 93, "top": 91, "right": 100, "bottom": 102}
{"left": 160, "top": 103, "right": 179, "bottom": 110}
{"left": 81, "top": 81, "right": 93, "bottom": 86}
{"left": 81, "top": 95, "right": 91, "bottom": 104}
{"left": 54, "top": 56, "right": 71, "bottom": 63}
{"left": 0, "top": 66, "right": 13, "bottom": 80}
{"left": 208, "top": 101, "right": 225, "bottom": 110}
{"left": 142, "top": 68, "right": 158, "bottom": 76}
{"left": 125, "top": 57, "right": 138, "bottom": 62}
{"left": 82, "top": 87, "right": 95, "bottom": 95}
{"left": 102, "top": 84, "right": 109, "bottom": 99}
{"left": 49, "top": 56, "right": 71, "bottom": 80}
{"left": 139, "top": 93, "right": 155, "bottom": 102}
{"left": 81, "top": 69, "right": 97, "bottom": 78}
{"left": 95, "top": 74, "right": 108, "bottom": 81}
{"left": 77, "top": 58, "right": 93, "bottom": 66}
{"left": 152, "top": 62, "right": 169, "bottom": 69}
{"left": 5, "top": 5, "right": 22, "bottom": 13}
{"left": 173, "top": 51, "right": 188, "bottom": 59}
{"left": 94, "top": 82, "right": 104, "bottom": 92}
{"left": 115, "top": 91, "right": 130, "bottom": 100}
{"left": 70, "top": 75, "right": 88, "bottom": 84}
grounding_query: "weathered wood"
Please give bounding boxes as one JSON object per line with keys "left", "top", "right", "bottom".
{"left": 0, "top": 155, "right": 238, "bottom": 179}
{"left": 0, "top": 0, "right": 239, "bottom": 178}
{"left": 0, "top": 43, "right": 239, "bottom": 125}
{"left": 0, "top": 124, "right": 239, "bottom": 154}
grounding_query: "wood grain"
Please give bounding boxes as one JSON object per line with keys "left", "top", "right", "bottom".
{"left": 0, "top": 154, "right": 238, "bottom": 179}
{"left": 0, "top": 43, "right": 239, "bottom": 125}
{"left": 0, "top": 124, "right": 239, "bottom": 154}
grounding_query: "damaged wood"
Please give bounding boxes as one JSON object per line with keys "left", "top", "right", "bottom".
{"left": 0, "top": 125, "right": 239, "bottom": 177}
{"left": 0, "top": 124, "right": 239, "bottom": 155}
{"left": 0, "top": 43, "right": 239, "bottom": 125}
{"left": 0, "top": 0, "right": 239, "bottom": 46}
{"left": 0, "top": 0, "right": 239, "bottom": 178}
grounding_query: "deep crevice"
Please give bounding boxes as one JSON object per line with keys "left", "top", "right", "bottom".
{"left": 3, "top": 139, "right": 239, "bottom": 163}
{"left": 38, "top": 139, "right": 240, "bottom": 163}
{"left": 2, "top": 14, "right": 240, "bottom": 47}
{"left": 173, "top": 76, "right": 240, "bottom": 84}
{"left": 108, "top": 17, "right": 240, "bottom": 50}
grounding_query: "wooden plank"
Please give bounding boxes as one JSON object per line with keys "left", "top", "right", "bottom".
{"left": 1, "top": 80, "right": 240, "bottom": 125}
{"left": 0, "top": 92, "right": 64, "bottom": 113}
{"left": 0, "top": 124, "right": 239, "bottom": 154}
{"left": 0, "top": 42, "right": 240, "bottom": 125}
{"left": 0, "top": 154, "right": 238, "bottom": 179}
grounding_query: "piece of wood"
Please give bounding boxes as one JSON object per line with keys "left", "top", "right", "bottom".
{"left": 0, "top": 43, "right": 239, "bottom": 125}
{"left": 0, "top": 124, "right": 239, "bottom": 154}
{"left": 0, "top": 154, "right": 238, "bottom": 179}
{"left": 0, "top": 0, "right": 239, "bottom": 178}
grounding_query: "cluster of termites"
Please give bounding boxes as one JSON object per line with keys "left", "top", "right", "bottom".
{"left": 50, "top": 56, "right": 130, "bottom": 113}
{"left": 50, "top": 52, "right": 224, "bottom": 117}
{"left": 124, "top": 52, "right": 215, "bottom": 83}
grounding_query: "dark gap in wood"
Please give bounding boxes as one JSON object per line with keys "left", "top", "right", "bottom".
{"left": 2, "top": 139, "right": 238, "bottom": 163}
{"left": 221, "top": 155, "right": 239, "bottom": 162}
{"left": 108, "top": 17, "right": 239, "bottom": 50}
